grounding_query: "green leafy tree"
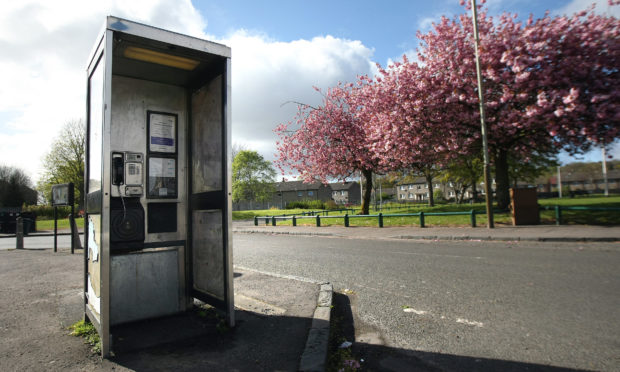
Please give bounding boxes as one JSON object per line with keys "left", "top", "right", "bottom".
{"left": 37, "top": 120, "right": 85, "bottom": 208}
{"left": 0, "top": 165, "right": 35, "bottom": 207}
{"left": 508, "top": 152, "right": 558, "bottom": 188}
{"left": 232, "top": 150, "right": 276, "bottom": 205}
{"left": 441, "top": 155, "right": 483, "bottom": 204}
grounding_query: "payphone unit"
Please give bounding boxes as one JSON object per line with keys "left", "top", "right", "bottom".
{"left": 111, "top": 152, "right": 144, "bottom": 197}
{"left": 84, "top": 17, "right": 233, "bottom": 357}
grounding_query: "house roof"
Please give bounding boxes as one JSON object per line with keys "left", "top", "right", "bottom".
{"left": 396, "top": 177, "right": 427, "bottom": 186}
{"left": 329, "top": 182, "right": 359, "bottom": 191}
{"left": 275, "top": 181, "right": 324, "bottom": 192}
{"left": 538, "top": 169, "right": 620, "bottom": 185}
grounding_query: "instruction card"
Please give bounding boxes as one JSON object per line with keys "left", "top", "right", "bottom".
{"left": 148, "top": 157, "right": 176, "bottom": 198}
{"left": 149, "top": 112, "right": 176, "bottom": 153}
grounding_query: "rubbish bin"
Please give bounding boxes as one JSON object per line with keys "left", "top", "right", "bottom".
{"left": 21, "top": 212, "right": 36, "bottom": 235}
{"left": 510, "top": 187, "right": 540, "bottom": 225}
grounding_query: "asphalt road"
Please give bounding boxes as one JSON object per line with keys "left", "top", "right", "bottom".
{"left": 233, "top": 233, "right": 620, "bottom": 371}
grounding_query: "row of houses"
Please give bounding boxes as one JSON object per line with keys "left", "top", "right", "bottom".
{"left": 232, "top": 170, "right": 620, "bottom": 210}
{"left": 233, "top": 181, "right": 362, "bottom": 210}
{"left": 395, "top": 169, "right": 620, "bottom": 202}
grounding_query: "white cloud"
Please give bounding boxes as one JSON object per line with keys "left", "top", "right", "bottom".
{"left": 555, "top": 0, "right": 620, "bottom": 17}
{"left": 0, "top": 0, "right": 206, "bottom": 182}
{"left": 221, "top": 31, "right": 375, "bottom": 162}
{"left": 0, "top": 0, "right": 376, "bottom": 184}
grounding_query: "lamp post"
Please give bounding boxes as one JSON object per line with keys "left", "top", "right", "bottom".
{"left": 602, "top": 146, "right": 609, "bottom": 197}
{"left": 470, "top": 0, "right": 494, "bottom": 228}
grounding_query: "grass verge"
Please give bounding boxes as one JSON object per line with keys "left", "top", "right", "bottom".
{"left": 245, "top": 195, "right": 620, "bottom": 227}
{"left": 36, "top": 218, "right": 84, "bottom": 231}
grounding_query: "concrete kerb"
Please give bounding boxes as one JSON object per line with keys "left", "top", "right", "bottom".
{"left": 394, "top": 235, "right": 620, "bottom": 242}
{"left": 234, "top": 228, "right": 619, "bottom": 243}
{"left": 299, "top": 283, "right": 333, "bottom": 372}
{"left": 239, "top": 229, "right": 336, "bottom": 238}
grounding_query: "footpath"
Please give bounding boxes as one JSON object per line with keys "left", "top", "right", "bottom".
{"left": 3, "top": 221, "right": 620, "bottom": 242}
{"left": 0, "top": 243, "right": 332, "bottom": 372}
{"left": 233, "top": 220, "right": 620, "bottom": 242}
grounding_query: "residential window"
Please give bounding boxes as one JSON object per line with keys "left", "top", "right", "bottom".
{"left": 417, "top": 185, "right": 421, "bottom": 190}
{"left": 449, "top": 191, "right": 455, "bottom": 197}
{"left": 408, "top": 193, "right": 413, "bottom": 198}
{"left": 308, "top": 191, "right": 314, "bottom": 196}
{"left": 400, "top": 185, "right": 406, "bottom": 191}
{"left": 400, "top": 194, "right": 405, "bottom": 199}
{"left": 297, "top": 191, "right": 303, "bottom": 197}
{"left": 409, "top": 185, "right": 414, "bottom": 189}
{"left": 435, "top": 183, "right": 440, "bottom": 189}
{"left": 425, "top": 184, "right": 428, "bottom": 189}
{"left": 341, "top": 191, "right": 346, "bottom": 196}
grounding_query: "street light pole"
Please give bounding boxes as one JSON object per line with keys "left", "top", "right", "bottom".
{"left": 602, "top": 146, "right": 609, "bottom": 197}
{"left": 471, "top": 0, "right": 494, "bottom": 228}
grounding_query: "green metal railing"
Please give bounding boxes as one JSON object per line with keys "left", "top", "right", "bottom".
{"left": 541, "top": 205, "right": 620, "bottom": 225}
{"left": 252, "top": 205, "right": 620, "bottom": 228}
{"left": 255, "top": 209, "right": 485, "bottom": 228}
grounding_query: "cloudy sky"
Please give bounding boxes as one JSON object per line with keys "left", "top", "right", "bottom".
{"left": 0, "top": 0, "right": 618, "bottom": 183}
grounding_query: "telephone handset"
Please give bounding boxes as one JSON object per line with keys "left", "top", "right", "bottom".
{"left": 111, "top": 152, "right": 143, "bottom": 197}
{"left": 112, "top": 153, "right": 124, "bottom": 186}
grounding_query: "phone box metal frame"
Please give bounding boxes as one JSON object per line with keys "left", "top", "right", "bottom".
{"left": 84, "top": 16, "right": 233, "bottom": 357}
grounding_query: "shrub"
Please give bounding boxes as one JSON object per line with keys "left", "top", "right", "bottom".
{"left": 286, "top": 200, "right": 325, "bottom": 210}
{"left": 433, "top": 190, "right": 446, "bottom": 203}
{"left": 325, "top": 200, "right": 339, "bottom": 210}
{"left": 22, "top": 204, "right": 76, "bottom": 220}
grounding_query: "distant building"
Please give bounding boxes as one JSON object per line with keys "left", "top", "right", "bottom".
{"left": 271, "top": 181, "right": 332, "bottom": 209}
{"left": 232, "top": 180, "right": 366, "bottom": 210}
{"left": 330, "top": 182, "right": 361, "bottom": 205}
{"left": 536, "top": 169, "right": 620, "bottom": 196}
{"left": 396, "top": 178, "right": 496, "bottom": 202}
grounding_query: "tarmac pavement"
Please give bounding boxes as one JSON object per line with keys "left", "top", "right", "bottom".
{"left": 0, "top": 246, "right": 332, "bottom": 372}
{"left": 233, "top": 220, "right": 620, "bottom": 242}
{"left": 1, "top": 221, "right": 618, "bottom": 371}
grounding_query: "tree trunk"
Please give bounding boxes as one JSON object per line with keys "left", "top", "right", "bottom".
{"left": 471, "top": 182, "right": 478, "bottom": 203}
{"left": 360, "top": 169, "right": 373, "bottom": 215}
{"left": 425, "top": 175, "right": 435, "bottom": 207}
{"left": 457, "top": 185, "right": 466, "bottom": 204}
{"left": 494, "top": 149, "right": 510, "bottom": 210}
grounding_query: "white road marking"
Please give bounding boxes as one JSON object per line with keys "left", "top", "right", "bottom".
{"left": 403, "top": 308, "right": 428, "bottom": 315}
{"left": 392, "top": 251, "right": 484, "bottom": 260}
{"left": 456, "top": 318, "right": 484, "bottom": 327}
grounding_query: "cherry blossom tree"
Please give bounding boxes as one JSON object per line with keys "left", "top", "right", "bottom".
{"left": 412, "top": 1, "right": 619, "bottom": 208}
{"left": 276, "top": 1, "right": 618, "bottom": 212}
{"left": 274, "top": 82, "right": 391, "bottom": 214}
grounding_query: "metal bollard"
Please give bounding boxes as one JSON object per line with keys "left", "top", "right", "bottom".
{"left": 316, "top": 215, "right": 321, "bottom": 227}
{"left": 254, "top": 216, "right": 258, "bottom": 226}
{"left": 419, "top": 212, "right": 425, "bottom": 228}
{"left": 16, "top": 217, "right": 24, "bottom": 249}
{"left": 378, "top": 213, "right": 383, "bottom": 228}
{"left": 470, "top": 210, "right": 476, "bottom": 228}
{"left": 555, "top": 205, "right": 562, "bottom": 226}
{"left": 271, "top": 216, "right": 276, "bottom": 226}
{"left": 292, "top": 216, "right": 297, "bottom": 227}
{"left": 344, "top": 214, "right": 349, "bottom": 227}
